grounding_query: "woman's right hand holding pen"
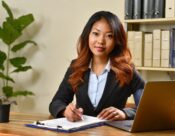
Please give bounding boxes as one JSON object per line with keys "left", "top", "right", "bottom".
{"left": 63, "top": 103, "right": 84, "bottom": 122}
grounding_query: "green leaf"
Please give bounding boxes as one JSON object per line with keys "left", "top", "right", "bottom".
{"left": 0, "top": 13, "right": 34, "bottom": 45}
{"left": 12, "top": 90, "right": 34, "bottom": 97}
{"left": 10, "top": 57, "right": 26, "bottom": 67}
{"left": 2, "top": 86, "right": 13, "bottom": 98}
{"left": 0, "top": 27, "right": 3, "bottom": 39}
{"left": 1, "top": 21, "right": 21, "bottom": 45}
{"left": 13, "top": 14, "right": 34, "bottom": 32}
{"left": 12, "top": 40, "right": 37, "bottom": 52}
{"left": 2, "top": 1, "right": 14, "bottom": 19}
{"left": 12, "top": 66, "right": 32, "bottom": 73}
{"left": 0, "top": 50, "right": 7, "bottom": 70}
{"left": 0, "top": 72, "right": 15, "bottom": 83}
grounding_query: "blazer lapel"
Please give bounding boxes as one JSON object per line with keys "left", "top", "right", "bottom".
{"left": 96, "top": 70, "right": 118, "bottom": 110}
{"left": 77, "top": 70, "right": 95, "bottom": 109}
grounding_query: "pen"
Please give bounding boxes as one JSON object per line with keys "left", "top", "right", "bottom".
{"left": 75, "top": 104, "right": 84, "bottom": 121}
{"left": 79, "top": 114, "right": 84, "bottom": 121}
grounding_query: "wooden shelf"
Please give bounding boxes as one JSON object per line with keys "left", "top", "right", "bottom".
{"left": 136, "top": 67, "right": 175, "bottom": 72}
{"left": 125, "top": 18, "right": 175, "bottom": 74}
{"left": 124, "top": 18, "right": 175, "bottom": 24}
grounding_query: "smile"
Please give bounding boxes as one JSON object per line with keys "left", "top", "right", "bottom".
{"left": 95, "top": 46, "right": 105, "bottom": 52}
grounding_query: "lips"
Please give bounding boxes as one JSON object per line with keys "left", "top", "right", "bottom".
{"left": 95, "top": 46, "right": 105, "bottom": 52}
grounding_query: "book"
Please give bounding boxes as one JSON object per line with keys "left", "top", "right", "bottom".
{"left": 170, "top": 28, "right": 175, "bottom": 68}
{"left": 143, "top": 0, "right": 154, "bottom": 19}
{"left": 133, "top": 0, "right": 142, "bottom": 19}
{"left": 153, "top": 29, "right": 161, "bottom": 67}
{"left": 127, "top": 31, "right": 135, "bottom": 60}
{"left": 161, "top": 30, "right": 170, "bottom": 67}
{"left": 144, "top": 33, "right": 153, "bottom": 67}
{"left": 125, "top": 0, "right": 134, "bottom": 19}
{"left": 154, "top": 0, "right": 165, "bottom": 18}
{"left": 134, "top": 31, "right": 143, "bottom": 66}
{"left": 25, "top": 115, "right": 106, "bottom": 133}
{"left": 165, "top": 0, "right": 175, "bottom": 18}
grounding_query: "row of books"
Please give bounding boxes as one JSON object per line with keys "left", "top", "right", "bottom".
{"left": 127, "top": 29, "right": 175, "bottom": 68}
{"left": 125, "top": 0, "right": 175, "bottom": 19}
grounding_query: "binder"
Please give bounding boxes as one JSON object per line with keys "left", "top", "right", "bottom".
{"left": 169, "top": 28, "right": 175, "bottom": 67}
{"left": 154, "top": 0, "right": 165, "bottom": 18}
{"left": 161, "top": 30, "right": 170, "bottom": 67}
{"left": 143, "top": 0, "right": 154, "bottom": 19}
{"left": 133, "top": 0, "right": 142, "bottom": 19}
{"left": 144, "top": 33, "right": 153, "bottom": 67}
{"left": 165, "top": 0, "right": 175, "bottom": 18}
{"left": 153, "top": 29, "right": 161, "bottom": 67}
{"left": 125, "top": 0, "right": 134, "bottom": 19}
{"left": 26, "top": 115, "right": 106, "bottom": 133}
{"left": 134, "top": 31, "right": 143, "bottom": 66}
{"left": 127, "top": 31, "right": 135, "bottom": 60}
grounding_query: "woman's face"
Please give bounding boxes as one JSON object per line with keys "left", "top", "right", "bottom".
{"left": 88, "top": 18, "right": 115, "bottom": 59}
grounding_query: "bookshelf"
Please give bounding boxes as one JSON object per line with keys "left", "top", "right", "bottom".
{"left": 124, "top": 18, "right": 175, "bottom": 78}
{"left": 125, "top": 18, "right": 175, "bottom": 31}
{"left": 137, "top": 67, "right": 175, "bottom": 72}
{"left": 125, "top": 18, "right": 175, "bottom": 24}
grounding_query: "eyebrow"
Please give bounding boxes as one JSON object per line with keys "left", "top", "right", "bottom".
{"left": 93, "top": 28, "right": 113, "bottom": 34}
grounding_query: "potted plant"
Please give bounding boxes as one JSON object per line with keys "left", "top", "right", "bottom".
{"left": 0, "top": 96, "right": 16, "bottom": 122}
{"left": 0, "top": 1, "right": 37, "bottom": 122}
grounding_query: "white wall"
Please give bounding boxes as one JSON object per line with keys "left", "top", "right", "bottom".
{"left": 0, "top": 0, "right": 124, "bottom": 114}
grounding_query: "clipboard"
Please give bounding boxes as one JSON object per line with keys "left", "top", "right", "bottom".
{"left": 25, "top": 115, "right": 106, "bottom": 133}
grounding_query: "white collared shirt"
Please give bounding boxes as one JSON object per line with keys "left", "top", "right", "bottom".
{"left": 88, "top": 60, "right": 110, "bottom": 108}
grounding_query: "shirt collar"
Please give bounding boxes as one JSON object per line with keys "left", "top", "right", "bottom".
{"left": 105, "top": 59, "right": 111, "bottom": 72}
{"left": 89, "top": 59, "right": 111, "bottom": 72}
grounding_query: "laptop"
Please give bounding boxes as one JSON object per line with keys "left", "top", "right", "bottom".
{"left": 105, "top": 81, "right": 175, "bottom": 132}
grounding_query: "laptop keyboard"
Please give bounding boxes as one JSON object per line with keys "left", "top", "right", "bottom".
{"left": 123, "top": 120, "right": 133, "bottom": 127}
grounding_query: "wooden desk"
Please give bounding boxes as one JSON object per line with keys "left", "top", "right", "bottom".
{"left": 0, "top": 112, "right": 175, "bottom": 136}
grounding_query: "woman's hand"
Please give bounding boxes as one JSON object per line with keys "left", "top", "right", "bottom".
{"left": 97, "top": 107, "right": 126, "bottom": 121}
{"left": 63, "top": 103, "right": 83, "bottom": 122}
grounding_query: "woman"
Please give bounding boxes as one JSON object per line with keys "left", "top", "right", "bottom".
{"left": 49, "top": 11, "right": 145, "bottom": 122}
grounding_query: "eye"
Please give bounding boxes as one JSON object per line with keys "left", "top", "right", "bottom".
{"left": 92, "top": 31, "right": 99, "bottom": 36}
{"left": 107, "top": 34, "right": 113, "bottom": 39}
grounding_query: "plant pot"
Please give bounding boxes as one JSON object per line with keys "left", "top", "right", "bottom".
{"left": 0, "top": 104, "right": 10, "bottom": 123}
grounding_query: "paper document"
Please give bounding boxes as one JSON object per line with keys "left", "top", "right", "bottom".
{"left": 26, "top": 115, "right": 106, "bottom": 133}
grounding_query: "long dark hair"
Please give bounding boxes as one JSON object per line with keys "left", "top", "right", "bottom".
{"left": 68, "top": 11, "right": 134, "bottom": 91}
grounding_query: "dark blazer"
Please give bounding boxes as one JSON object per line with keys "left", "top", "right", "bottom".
{"left": 49, "top": 66, "right": 145, "bottom": 119}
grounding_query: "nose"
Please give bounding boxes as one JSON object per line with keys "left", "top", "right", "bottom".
{"left": 98, "top": 35, "right": 105, "bottom": 45}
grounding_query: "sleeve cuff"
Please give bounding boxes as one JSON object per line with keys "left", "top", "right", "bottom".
{"left": 122, "top": 107, "right": 136, "bottom": 120}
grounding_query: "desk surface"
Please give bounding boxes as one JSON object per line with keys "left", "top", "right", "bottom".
{"left": 0, "top": 112, "right": 175, "bottom": 136}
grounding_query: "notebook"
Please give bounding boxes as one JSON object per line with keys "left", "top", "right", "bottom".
{"left": 106, "top": 81, "right": 175, "bottom": 132}
{"left": 26, "top": 115, "right": 106, "bottom": 133}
